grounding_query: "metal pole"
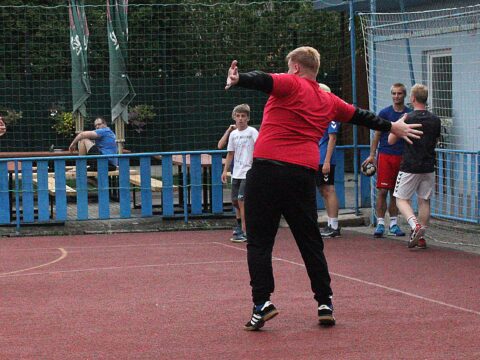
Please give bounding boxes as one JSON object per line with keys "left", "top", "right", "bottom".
{"left": 370, "top": 0, "right": 377, "bottom": 225}
{"left": 399, "top": 0, "right": 416, "bottom": 86}
{"left": 114, "top": 116, "right": 125, "bottom": 154}
{"left": 349, "top": 0, "right": 359, "bottom": 216}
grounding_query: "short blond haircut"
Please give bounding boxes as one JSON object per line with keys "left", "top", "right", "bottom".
{"left": 286, "top": 46, "right": 320, "bottom": 75}
{"left": 232, "top": 103, "right": 250, "bottom": 120}
{"left": 411, "top": 84, "right": 428, "bottom": 104}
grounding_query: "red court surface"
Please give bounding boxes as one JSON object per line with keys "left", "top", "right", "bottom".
{"left": 1, "top": 228, "right": 479, "bottom": 359}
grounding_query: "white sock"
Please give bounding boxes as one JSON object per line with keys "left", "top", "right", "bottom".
{"left": 407, "top": 215, "right": 418, "bottom": 230}
{"left": 331, "top": 218, "right": 339, "bottom": 230}
{"left": 377, "top": 218, "right": 385, "bottom": 226}
{"left": 327, "top": 217, "right": 332, "bottom": 227}
{"left": 390, "top": 217, "right": 397, "bottom": 227}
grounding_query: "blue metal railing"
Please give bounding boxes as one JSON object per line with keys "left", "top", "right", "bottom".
{"left": 0, "top": 146, "right": 377, "bottom": 229}
{"left": 432, "top": 149, "right": 479, "bottom": 224}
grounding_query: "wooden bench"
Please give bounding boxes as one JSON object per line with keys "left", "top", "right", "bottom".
{"left": 129, "top": 174, "right": 178, "bottom": 209}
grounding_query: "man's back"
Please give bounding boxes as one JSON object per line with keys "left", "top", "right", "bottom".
{"left": 401, "top": 110, "right": 441, "bottom": 173}
{"left": 254, "top": 73, "right": 354, "bottom": 170}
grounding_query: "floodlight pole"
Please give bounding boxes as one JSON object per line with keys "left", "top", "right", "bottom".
{"left": 349, "top": 0, "right": 359, "bottom": 216}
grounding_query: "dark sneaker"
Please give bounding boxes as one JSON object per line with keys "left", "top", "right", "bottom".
{"left": 232, "top": 225, "right": 242, "bottom": 236}
{"left": 244, "top": 301, "right": 279, "bottom": 331}
{"left": 321, "top": 225, "right": 341, "bottom": 238}
{"left": 408, "top": 224, "right": 426, "bottom": 248}
{"left": 231, "top": 232, "right": 247, "bottom": 243}
{"left": 374, "top": 223, "right": 385, "bottom": 238}
{"left": 417, "top": 237, "right": 427, "bottom": 249}
{"left": 388, "top": 224, "right": 405, "bottom": 237}
{"left": 318, "top": 304, "right": 335, "bottom": 326}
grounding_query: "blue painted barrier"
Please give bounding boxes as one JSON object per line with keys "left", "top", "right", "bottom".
{"left": 4, "top": 147, "right": 472, "bottom": 229}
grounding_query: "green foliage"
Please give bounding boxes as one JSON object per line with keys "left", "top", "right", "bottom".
{"left": 128, "top": 104, "right": 156, "bottom": 133}
{"left": 0, "top": 107, "right": 23, "bottom": 125}
{"left": 51, "top": 109, "right": 75, "bottom": 138}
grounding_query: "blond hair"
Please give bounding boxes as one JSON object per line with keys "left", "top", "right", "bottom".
{"left": 411, "top": 84, "right": 428, "bottom": 104}
{"left": 232, "top": 103, "right": 250, "bottom": 120}
{"left": 286, "top": 46, "right": 320, "bottom": 75}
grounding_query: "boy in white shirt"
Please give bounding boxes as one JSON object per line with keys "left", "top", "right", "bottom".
{"left": 221, "top": 104, "right": 259, "bottom": 242}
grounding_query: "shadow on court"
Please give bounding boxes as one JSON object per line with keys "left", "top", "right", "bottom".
{"left": 1, "top": 228, "right": 479, "bottom": 359}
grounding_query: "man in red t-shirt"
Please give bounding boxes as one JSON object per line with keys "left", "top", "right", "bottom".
{"left": 225, "top": 46, "right": 422, "bottom": 331}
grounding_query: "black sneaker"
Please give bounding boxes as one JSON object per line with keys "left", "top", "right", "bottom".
{"left": 244, "top": 301, "right": 279, "bottom": 331}
{"left": 321, "top": 225, "right": 341, "bottom": 238}
{"left": 318, "top": 304, "right": 335, "bottom": 326}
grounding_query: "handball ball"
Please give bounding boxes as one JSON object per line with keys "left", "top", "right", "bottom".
{"left": 361, "top": 163, "right": 377, "bottom": 177}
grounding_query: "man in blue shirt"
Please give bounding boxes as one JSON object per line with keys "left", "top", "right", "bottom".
{"left": 362, "top": 83, "right": 411, "bottom": 237}
{"left": 316, "top": 84, "right": 341, "bottom": 237}
{"left": 69, "top": 116, "right": 118, "bottom": 170}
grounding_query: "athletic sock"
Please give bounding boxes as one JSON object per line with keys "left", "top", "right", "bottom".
{"left": 377, "top": 218, "right": 385, "bottom": 226}
{"left": 327, "top": 217, "right": 332, "bottom": 227}
{"left": 407, "top": 215, "right": 419, "bottom": 230}
{"left": 390, "top": 217, "right": 398, "bottom": 226}
{"left": 331, "top": 218, "right": 339, "bottom": 230}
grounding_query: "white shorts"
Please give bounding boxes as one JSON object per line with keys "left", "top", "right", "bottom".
{"left": 393, "top": 171, "right": 435, "bottom": 200}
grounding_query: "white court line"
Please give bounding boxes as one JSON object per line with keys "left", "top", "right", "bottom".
{"left": 0, "top": 259, "right": 245, "bottom": 279}
{"left": 0, "top": 241, "right": 219, "bottom": 253}
{"left": 0, "top": 248, "right": 68, "bottom": 276}
{"left": 214, "top": 242, "right": 480, "bottom": 317}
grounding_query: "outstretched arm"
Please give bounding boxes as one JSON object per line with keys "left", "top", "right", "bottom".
{"left": 225, "top": 60, "right": 273, "bottom": 93}
{"left": 349, "top": 109, "right": 422, "bottom": 144}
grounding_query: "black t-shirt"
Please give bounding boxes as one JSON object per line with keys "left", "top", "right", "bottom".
{"left": 400, "top": 110, "right": 441, "bottom": 173}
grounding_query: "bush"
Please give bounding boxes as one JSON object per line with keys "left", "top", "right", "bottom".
{"left": 128, "top": 104, "right": 156, "bottom": 133}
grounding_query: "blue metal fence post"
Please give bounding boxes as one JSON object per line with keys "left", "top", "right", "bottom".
{"left": 37, "top": 161, "right": 50, "bottom": 222}
{"left": 97, "top": 158, "right": 110, "bottom": 219}
{"left": 139, "top": 156, "right": 153, "bottom": 217}
{"left": 190, "top": 154, "right": 202, "bottom": 215}
{"left": 54, "top": 159, "right": 67, "bottom": 222}
{"left": 162, "top": 155, "right": 174, "bottom": 217}
{"left": 211, "top": 153, "right": 224, "bottom": 214}
{"left": 119, "top": 157, "right": 131, "bottom": 219}
{"left": 0, "top": 161, "right": 11, "bottom": 224}
{"left": 76, "top": 159, "right": 89, "bottom": 220}
{"left": 477, "top": 152, "right": 480, "bottom": 223}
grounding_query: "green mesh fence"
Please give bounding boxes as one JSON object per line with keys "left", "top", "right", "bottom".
{"left": 0, "top": 1, "right": 353, "bottom": 153}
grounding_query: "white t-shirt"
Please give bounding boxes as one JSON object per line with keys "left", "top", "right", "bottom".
{"left": 227, "top": 126, "right": 259, "bottom": 179}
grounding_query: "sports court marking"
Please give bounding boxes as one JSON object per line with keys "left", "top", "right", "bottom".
{"left": 0, "top": 247, "right": 68, "bottom": 276}
{"left": 1, "top": 241, "right": 218, "bottom": 253}
{"left": 0, "top": 259, "right": 245, "bottom": 279}
{"left": 215, "top": 242, "right": 480, "bottom": 317}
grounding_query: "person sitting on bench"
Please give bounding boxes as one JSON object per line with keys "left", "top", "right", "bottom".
{"left": 69, "top": 116, "right": 118, "bottom": 171}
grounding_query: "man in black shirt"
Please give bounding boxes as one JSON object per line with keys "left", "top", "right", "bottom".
{"left": 388, "top": 84, "right": 441, "bottom": 249}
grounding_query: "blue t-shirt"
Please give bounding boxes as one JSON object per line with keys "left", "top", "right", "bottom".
{"left": 377, "top": 105, "right": 412, "bottom": 155}
{"left": 95, "top": 127, "right": 117, "bottom": 166}
{"left": 319, "top": 121, "right": 340, "bottom": 165}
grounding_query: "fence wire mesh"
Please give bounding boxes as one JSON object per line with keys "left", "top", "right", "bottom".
{"left": 0, "top": 1, "right": 352, "bottom": 154}
{"left": 359, "top": 5, "right": 479, "bottom": 247}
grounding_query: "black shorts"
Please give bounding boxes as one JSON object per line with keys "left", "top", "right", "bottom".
{"left": 315, "top": 164, "right": 336, "bottom": 186}
{"left": 87, "top": 146, "right": 117, "bottom": 171}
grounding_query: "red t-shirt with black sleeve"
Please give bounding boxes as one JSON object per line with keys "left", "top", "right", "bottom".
{"left": 253, "top": 73, "right": 356, "bottom": 170}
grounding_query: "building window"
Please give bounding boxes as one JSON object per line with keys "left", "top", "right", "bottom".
{"left": 425, "top": 50, "right": 452, "bottom": 147}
